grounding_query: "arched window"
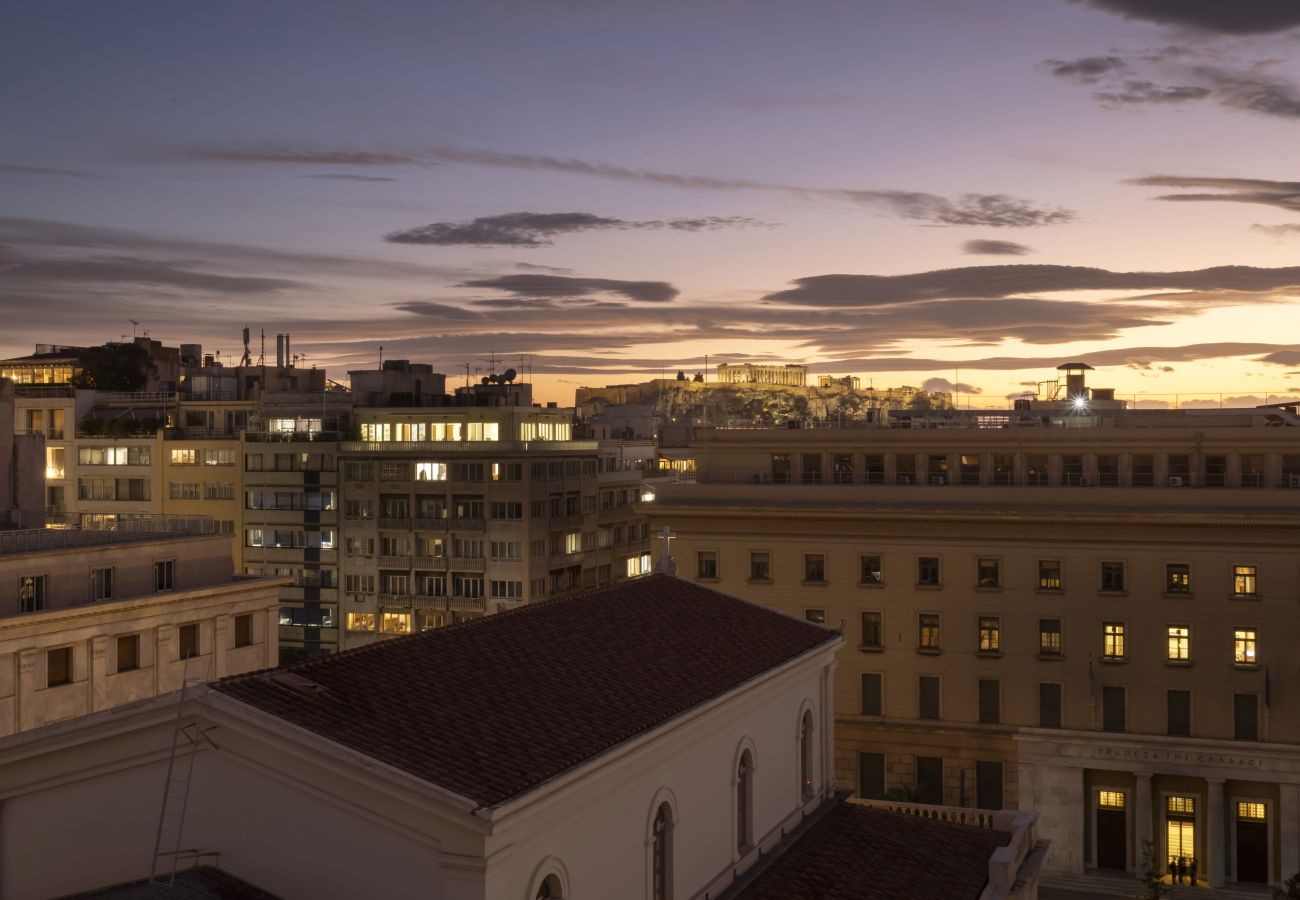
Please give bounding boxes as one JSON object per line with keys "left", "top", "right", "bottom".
{"left": 800, "top": 710, "right": 815, "bottom": 802}
{"left": 535, "top": 874, "right": 562, "bottom": 899}
{"left": 737, "top": 749, "right": 754, "bottom": 853}
{"left": 652, "top": 801, "right": 672, "bottom": 900}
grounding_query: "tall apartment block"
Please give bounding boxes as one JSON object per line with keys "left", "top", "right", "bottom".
{"left": 650, "top": 363, "right": 1300, "bottom": 892}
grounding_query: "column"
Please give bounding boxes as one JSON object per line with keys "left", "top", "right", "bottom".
{"left": 1281, "top": 784, "right": 1299, "bottom": 886}
{"left": 1135, "top": 772, "right": 1153, "bottom": 872}
{"left": 1207, "top": 777, "right": 1225, "bottom": 888}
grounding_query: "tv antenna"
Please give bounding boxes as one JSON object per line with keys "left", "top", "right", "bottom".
{"left": 129, "top": 319, "right": 139, "bottom": 340}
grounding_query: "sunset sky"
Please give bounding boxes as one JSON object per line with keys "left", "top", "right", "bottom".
{"left": 5, "top": 0, "right": 1300, "bottom": 405}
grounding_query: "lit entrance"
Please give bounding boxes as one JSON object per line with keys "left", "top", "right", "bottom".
{"left": 1236, "top": 801, "right": 1269, "bottom": 885}
{"left": 1096, "top": 790, "right": 1128, "bottom": 870}
{"left": 1166, "top": 796, "right": 1197, "bottom": 884}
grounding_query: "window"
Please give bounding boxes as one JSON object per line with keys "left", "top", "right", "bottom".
{"left": 19, "top": 574, "right": 48, "bottom": 612}
{"left": 861, "top": 673, "right": 882, "bottom": 716}
{"left": 978, "top": 616, "right": 1001, "bottom": 653}
{"left": 170, "top": 448, "right": 197, "bottom": 465}
{"left": 47, "top": 647, "right": 72, "bottom": 687}
{"left": 169, "top": 482, "right": 201, "bottom": 500}
{"left": 380, "top": 612, "right": 412, "bottom": 634}
{"left": 976, "top": 558, "right": 1000, "bottom": 588}
{"left": 154, "top": 560, "right": 175, "bottom": 592}
{"left": 234, "top": 613, "right": 253, "bottom": 648}
{"left": 803, "top": 554, "right": 826, "bottom": 583}
{"left": 858, "top": 752, "right": 885, "bottom": 800}
{"left": 697, "top": 550, "right": 718, "bottom": 579}
{"left": 917, "top": 556, "right": 941, "bottom": 586}
{"left": 771, "top": 453, "right": 792, "bottom": 484}
{"left": 919, "top": 613, "right": 940, "bottom": 651}
{"left": 1098, "top": 790, "right": 1125, "bottom": 810}
{"left": 749, "top": 552, "right": 770, "bottom": 581}
{"left": 1238, "top": 802, "right": 1266, "bottom": 822}
{"left": 203, "top": 449, "right": 234, "bottom": 466}
{"left": 1039, "top": 618, "right": 1062, "bottom": 656}
{"left": 491, "top": 580, "right": 523, "bottom": 599}
{"left": 860, "top": 611, "right": 882, "bottom": 649}
{"left": 1234, "top": 628, "right": 1258, "bottom": 666}
{"left": 1037, "top": 560, "right": 1062, "bottom": 590}
{"left": 1167, "top": 690, "right": 1191, "bottom": 737}
{"left": 178, "top": 623, "right": 200, "bottom": 659}
{"left": 915, "top": 756, "right": 943, "bottom": 805}
{"left": 1166, "top": 625, "right": 1190, "bottom": 662}
{"left": 804, "top": 608, "right": 826, "bottom": 625}
{"left": 1233, "top": 565, "right": 1258, "bottom": 597}
{"left": 918, "top": 675, "right": 940, "bottom": 719}
{"left": 1103, "top": 622, "right": 1125, "bottom": 659}
{"left": 415, "top": 461, "right": 448, "bottom": 482}
{"left": 1102, "top": 685, "right": 1125, "bottom": 732}
{"left": 1165, "top": 564, "right": 1190, "bottom": 594}
{"left": 737, "top": 750, "right": 754, "bottom": 853}
{"left": 345, "top": 612, "right": 376, "bottom": 631}
{"left": 652, "top": 803, "right": 672, "bottom": 900}
{"left": 1235, "top": 694, "right": 1259, "bottom": 741}
{"left": 117, "top": 634, "right": 139, "bottom": 672}
{"left": 1100, "top": 561, "right": 1125, "bottom": 592}
{"left": 799, "top": 710, "right": 815, "bottom": 801}
{"left": 976, "top": 761, "right": 1003, "bottom": 810}
{"left": 978, "top": 679, "right": 1000, "bottom": 724}
{"left": 1039, "top": 683, "right": 1062, "bottom": 728}
{"left": 489, "top": 501, "right": 523, "bottom": 520}
{"left": 90, "top": 566, "right": 114, "bottom": 602}
{"left": 859, "top": 554, "right": 883, "bottom": 585}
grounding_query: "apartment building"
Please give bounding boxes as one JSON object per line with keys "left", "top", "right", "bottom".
{"left": 649, "top": 367, "right": 1300, "bottom": 891}
{"left": 335, "top": 382, "right": 652, "bottom": 650}
{"left": 0, "top": 517, "right": 282, "bottom": 736}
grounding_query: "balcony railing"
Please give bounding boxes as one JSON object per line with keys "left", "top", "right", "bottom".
{"left": 0, "top": 514, "right": 215, "bottom": 556}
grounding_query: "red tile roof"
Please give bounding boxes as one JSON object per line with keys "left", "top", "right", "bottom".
{"left": 732, "top": 801, "right": 1008, "bottom": 900}
{"left": 216, "top": 574, "right": 837, "bottom": 807}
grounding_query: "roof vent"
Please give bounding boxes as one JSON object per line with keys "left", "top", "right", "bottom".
{"left": 269, "top": 672, "right": 327, "bottom": 695}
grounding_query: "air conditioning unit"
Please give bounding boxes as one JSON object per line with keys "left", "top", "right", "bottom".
{"left": 1168, "top": 476, "right": 1184, "bottom": 487}
{"left": 1289, "top": 475, "right": 1300, "bottom": 489}
{"left": 1078, "top": 477, "right": 1091, "bottom": 487}
{"left": 930, "top": 475, "right": 946, "bottom": 485}
{"left": 898, "top": 475, "right": 912, "bottom": 485}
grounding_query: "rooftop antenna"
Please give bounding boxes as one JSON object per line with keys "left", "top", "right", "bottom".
{"left": 240, "top": 325, "right": 252, "bottom": 367}
{"left": 463, "top": 362, "right": 471, "bottom": 390}
{"left": 129, "top": 319, "right": 139, "bottom": 340}
{"left": 379, "top": 345, "right": 383, "bottom": 368}
{"left": 258, "top": 329, "right": 265, "bottom": 366}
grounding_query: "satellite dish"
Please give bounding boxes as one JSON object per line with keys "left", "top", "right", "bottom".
{"left": 481, "top": 376, "right": 490, "bottom": 385}
{"left": 503, "top": 368, "right": 517, "bottom": 383}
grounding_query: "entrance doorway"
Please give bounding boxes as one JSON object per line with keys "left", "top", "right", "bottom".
{"left": 1235, "top": 801, "right": 1269, "bottom": 885}
{"left": 1096, "top": 789, "right": 1128, "bottom": 870}
{"left": 1166, "top": 796, "right": 1197, "bottom": 883}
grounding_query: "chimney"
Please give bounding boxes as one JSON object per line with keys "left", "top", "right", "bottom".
{"left": 285, "top": 333, "right": 291, "bottom": 367}
{"left": 276, "top": 334, "right": 285, "bottom": 368}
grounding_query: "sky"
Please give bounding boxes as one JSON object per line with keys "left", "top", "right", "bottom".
{"left": 4, "top": 0, "right": 1300, "bottom": 406}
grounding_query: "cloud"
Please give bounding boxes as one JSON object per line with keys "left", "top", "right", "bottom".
{"left": 963, "top": 239, "right": 1033, "bottom": 256}
{"left": 762, "top": 264, "right": 1300, "bottom": 308}
{"left": 302, "top": 173, "right": 398, "bottom": 182}
{"left": 1094, "top": 80, "right": 1212, "bottom": 105}
{"left": 1257, "top": 350, "right": 1300, "bottom": 366}
{"left": 922, "top": 377, "right": 982, "bottom": 394}
{"left": 384, "top": 212, "right": 766, "bottom": 247}
{"left": 1190, "top": 66, "right": 1300, "bottom": 119}
{"left": 0, "top": 163, "right": 95, "bottom": 178}
{"left": 457, "top": 274, "right": 679, "bottom": 303}
{"left": 1063, "top": 0, "right": 1300, "bottom": 34}
{"left": 179, "top": 142, "right": 1075, "bottom": 228}
{"left": 515, "top": 262, "right": 575, "bottom": 274}
{"left": 1130, "top": 176, "right": 1300, "bottom": 214}
{"left": 1046, "top": 55, "right": 1128, "bottom": 84}
{"left": 1253, "top": 223, "right": 1300, "bottom": 237}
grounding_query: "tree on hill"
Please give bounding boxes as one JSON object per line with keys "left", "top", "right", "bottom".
{"left": 72, "top": 343, "right": 158, "bottom": 392}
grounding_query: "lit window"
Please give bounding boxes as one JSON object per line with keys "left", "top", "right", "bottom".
{"left": 1234, "top": 628, "right": 1257, "bottom": 665}
{"left": 1039, "top": 619, "right": 1062, "bottom": 656}
{"left": 1103, "top": 622, "right": 1125, "bottom": 659}
{"left": 415, "top": 462, "right": 448, "bottom": 481}
{"left": 1233, "top": 565, "right": 1258, "bottom": 597}
{"left": 1166, "top": 564, "right": 1190, "bottom": 594}
{"left": 380, "top": 612, "right": 412, "bottom": 634}
{"left": 1167, "top": 796, "right": 1195, "bottom": 815}
{"left": 1098, "top": 790, "right": 1125, "bottom": 810}
{"left": 1167, "top": 625, "right": 1190, "bottom": 661}
{"left": 978, "top": 616, "right": 1000, "bottom": 652}
{"left": 919, "top": 613, "right": 941, "bottom": 650}
{"left": 1238, "top": 801, "right": 1266, "bottom": 822}
{"left": 346, "top": 612, "right": 376, "bottom": 632}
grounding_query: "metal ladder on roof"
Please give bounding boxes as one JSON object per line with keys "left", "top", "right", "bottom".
{"left": 148, "top": 667, "right": 215, "bottom": 887}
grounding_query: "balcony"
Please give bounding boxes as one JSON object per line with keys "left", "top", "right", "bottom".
{"left": 378, "top": 517, "right": 411, "bottom": 530}
{"left": 448, "top": 596, "right": 487, "bottom": 612}
{"left": 448, "top": 557, "right": 486, "bottom": 572}
{"left": 376, "top": 593, "right": 413, "bottom": 607}
{"left": 412, "top": 556, "right": 448, "bottom": 571}
{"left": 340, "top": 439, "right": 597, "bottom": 454}
{"left": 378, "top": 555, "right": 412, "bottom": 569}
{"left": 412, "top": 517, "right": 448, "bottom": 531}
{"left": 449, "top": 517, "right": 485, "bottom": 532}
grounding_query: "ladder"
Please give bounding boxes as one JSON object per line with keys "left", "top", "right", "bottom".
{"left": 148, "top": 672, "right": 213, "bottom": 886}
